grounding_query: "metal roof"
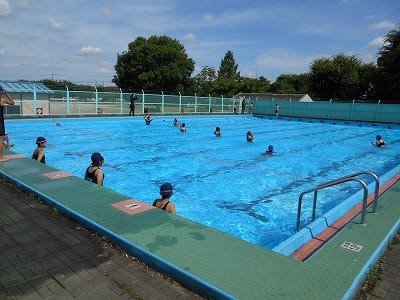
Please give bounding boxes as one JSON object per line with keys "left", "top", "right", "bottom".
{"left": 0, "top": 81, "right": 53, "bottom": 93}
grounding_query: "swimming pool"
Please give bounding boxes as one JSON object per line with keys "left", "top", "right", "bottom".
{"left": 7, "top": 116, "right": 400, "bottom": 249}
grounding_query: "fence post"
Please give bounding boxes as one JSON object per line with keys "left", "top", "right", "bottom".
{"left": 119, "top": 89, "right": 123, "bottom": 115}
{"left": 95, "top": 87, "right": 98, "bottom": 115}
{"left": 351, "top": 99, "right": 355, "bottom": 120}
{"left": 142, "top": 90, "right": 145, "bottom": 114}
{"left": 179, "top": 92, "right": 182, "bottom": 113}
{"left": 289, "top": 98, "right": 291, "bottom": 116}
{"left": 33, "top": 83, "right": 37, "bottom": 116}
{"left": 221, "top": 95, "right": 224, "bottom": 113}
{"left": 375, "top": 100, "right": 380, "bottom": 122}
{"left": 161, "top": 91, "right": 164, "bottom": 114}
{"left": 328, "top": 99, "right": 332, "bottom": 119}
{"left": 209, "top": 95, "right": 212, "bottom": 113}
{"left": 195, "top": 93, "right": 197, "bottom": 113}
{"left": 66, "top": 85, "right": 70, "bottom": 115}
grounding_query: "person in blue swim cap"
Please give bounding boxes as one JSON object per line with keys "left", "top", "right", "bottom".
{"left": 214, "top": 126, "right": 221, "bottom": 137}
{"left": 84, "top": 152, "right": 105, "bottom": 186}
{"left": 32, "top": 136, "right": 47, "bottom": 164}
{"left": 152, "top": 182, "right": 176, "bottom": 214}
{"left": 373, "top": 135, "right": 387, "bottom": 147}
{"left": 262, "top": 145, "right": 274, "bottom": 156}
{"left": 246, "top": 131, "right": 254, "bottom": 142}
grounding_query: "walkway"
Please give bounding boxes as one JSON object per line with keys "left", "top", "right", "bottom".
{"left": 0, "top": 179, "right": 202, "bottom": 299}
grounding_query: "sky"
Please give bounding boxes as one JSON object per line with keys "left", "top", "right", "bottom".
{"left": 0, "top": 0, "right": 399, "bottom": 86}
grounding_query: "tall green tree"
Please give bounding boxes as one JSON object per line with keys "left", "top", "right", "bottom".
{"left": 309, "top": 54, "right": 363, "bottom": 100}
{"left": 270, "top": 74, "right": 309, "bottom": 94}
{"left": 375, "top": 27, "right": 400, "bottom": 100}
{"left": 113, "top": 35, "right": 195, "bottom": 93}
{"left": 238, "top": 76, "right": 271, "bottom": 93}
{"left": 217, "top": 50, "right": 240, "bottom": 80}
{"left": 194, "top": 66, "right": 217, "bottom": 96}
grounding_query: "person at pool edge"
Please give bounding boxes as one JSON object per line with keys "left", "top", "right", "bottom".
{"left": 246, "top": 131, "right": 254, "bottom": 142}
{"left": 85, "top": 152, "right": 105, "bottom": 186}
{"left": 214, "top": 126, "right": 221, "bottom": 137}
{"left": 2, "top": 133, "right": 15, "bottom": 150}
{"left": 275, "top": 103, "right": 279, "bottom": 117}
{"left": 262, "top": 145, "right": 274, "bottom": 156}
{"left": 0, "top": 86, "right": 15, "bottom": 162}
{"left": 32, "top": 137, "right": 47, "bottom": 164}
{"left": 152, "top": 182, "right": 176, "bottom": 214}
{"left": 173, "top": 118, "right": 181, "bottom": 127}
{"left": 373, "top": 135, "right": 387, "bottom": 147}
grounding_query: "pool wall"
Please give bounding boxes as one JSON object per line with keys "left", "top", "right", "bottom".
{"left": 254, "top": 100, "right": 400, "bottom": 123}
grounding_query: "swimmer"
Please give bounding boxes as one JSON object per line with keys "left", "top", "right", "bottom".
{"left": 152, "top": 182, "right": 176, "bottom": 214}
{"left": 180, "top": 123, "right": 187, "bottom": 132}
{"left": 84, "top": 152, "right": 105, "bottom": 186}
{"left": 246, "top": 131, "right": 254, "bottom": 142}
{"left": 173, "top": 118, "right": 181, "bottom": 127}
{"left": 372, "top": 135, "right": 387, "bottom": 147}
{"left": 214, "top": 126, "right": 221, "bottom": 137}
{"left": 262, "top": 145, "right": 274, "bottom": 156}
{"left": 144, "top": 115, "right": 153, "bottom": 125}
{"left": 32, "top": 136, "right": 47, "bottom": 164}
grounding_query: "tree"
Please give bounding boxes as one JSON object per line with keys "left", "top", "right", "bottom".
{"left": 113, "top": 35, "right": 195, "bottom": 93}
{"left": 238, "top": 76, "right": 271, "bottom": 93}
{"left": 194, "top": 66, "right": 217, "bottom": 96}
{"left": 375, "top": 27, "right": 400, "bottom": 100}
{"left": 270, "top": 74, "right": 309, "bottom": 94}
{"left": 309, "top": 54, "right": 363, "bottom": 100}
{"left": 217, "top": 50, "right": 240, "bottom": 80}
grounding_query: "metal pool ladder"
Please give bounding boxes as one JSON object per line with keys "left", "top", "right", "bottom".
{"left": 296, "top": 171, "right": 379, "bottom": 231}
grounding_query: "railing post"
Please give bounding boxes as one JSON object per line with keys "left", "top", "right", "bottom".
{"left": 209, "top": 95, "right": 212, "bottom": 113}
{"left": 33, "top": 83, "right": 37, "bottom": 116}
{"left": 161, "top": 91, "right": 164, "bottom": 114}
{"left": 119, "top": 88, "right": 123, "bottom": 115}
{"left": 66, "top": 85, "right": 70, "bottom": 115}
{"left": 351, "top": 99, "right": 355, "bottom": 120}
{"left": 195, "top": 93, "right": 197, "bottom": 113}
{"left": 179, "top": 92, "right": 182, "bottom": 113}
{"left": 221, "top": 95, "right": 224, "bottom": 113}
{"left": 142, "top": 89, "right": 145, "bottom": 114}
{"left": 312, "top": 191, "right": 318, "bottom": 221}
{"left": 328, "top": 99, "right": 332, "bottom": 119}
{"left": 375, "top": 100, "right": 380, "bottom": 122}
{"left": 95, "top": 87, "right": 98, "bottom": 114}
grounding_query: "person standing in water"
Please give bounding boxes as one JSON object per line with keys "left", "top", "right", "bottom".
{"left": 85, "top": 152, "right": 105, "bottom": 186}
{"left": 32, "top": 137, "right": 47, "bottom": 164}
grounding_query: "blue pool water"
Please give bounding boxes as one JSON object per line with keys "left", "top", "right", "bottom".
{"left": 7, "top": 116, "right": 400, "bottom": 249}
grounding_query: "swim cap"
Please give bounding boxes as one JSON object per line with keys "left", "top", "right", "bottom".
{"left": 216, "top": 127, "right": 220, "bottom": 130}
{"left": 160, "top": 182, "right": 174, "bottom": 198}
{"left": 247, "top": 131, "right": 252, "bottom": 135}
{"left": 268, "top": 145, "right": 274, "bottom": 151}
{"left": 91, "top": 152, "right": 104, "bottom": 164}
{"left": 36, "top": 137, "right": 47, "bottom": 145}
{"left": 376, "top": 135, "right": 382, "bottom": 140}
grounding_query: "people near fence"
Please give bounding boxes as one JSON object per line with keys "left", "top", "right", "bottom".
{"left": 152, "top": 182, "right": 176, "bottom": 215}
{"left": 2, "top": 133, "right": 15, "bottom": 150}
{"left": 32, "top": 137, "right": 47, "bottom": 164}
{"left": 85, "top": 152, "right": 105, "bottom": 186}
{"left": 246, "top": 131, "right": 254, "bottom": 142}
{"left": 373, "top": 135, "right": 387, "bottom": 147}
{"left": 214, "top": 126, "right": 221, "bottom": 137}
{"left": 0, "top": 87, "right": 15, "bottom": 162}
{"left": 241, "top": 99, "right": 246, "bottom": 114}
{"left": 144, "top": 115, "right": 153, "bottom": 125}
{"left": 275, "top": 103, "right": 279, "bottom": 117}
{"left": 250, "top": 103, "right": 254, "bottom": 114}
{"left": 129, "top": 93, "right": 137, "bottom": 116}
{"left": 180, "top": 122, "right": 187, "bottom": 132}
{"left": 173, "top": 118, "right": 181, "bottom": 127}
{"left": 262, "top": 145, "right": 274, "bottom": 156}
{"left": 233, "top": 104, "right": 238, "bottom": 114}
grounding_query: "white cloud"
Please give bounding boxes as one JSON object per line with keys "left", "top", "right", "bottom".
{"left": 103, "top": 8, "right": 111, "bottom": 17}
{"left": 203, "top": 12, "right": 214, "bottom": 22}
{"left": 369, "top": 20, "right": 396, "bottom": 31}
{"left": 0, "top": 48, "right": 5, "bottom": 55}
{"left": 255, "top": 51, "right": 313, "bottom": 70}
{"left": 182, "top": 33, "right": 196, "bottom": 42}
{"left": 368, "top": 36, "right": 385, "bottom": 48}
{"left": 78, "top": 46, "right": 103, "bottom": 55}
{"left": 0, "top": 0, "right": 11, "bottom": 16}
{"left": 49, "top": 17, "right": 64, "bottom": 30}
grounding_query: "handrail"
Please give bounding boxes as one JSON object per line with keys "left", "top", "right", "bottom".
{"left": 316, "top": 171, "right": 379, "bottom": 213}
{"left": 296, "top": 178, "right": 368, "bottom": 231}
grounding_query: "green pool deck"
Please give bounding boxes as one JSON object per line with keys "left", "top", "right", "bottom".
{"left": 1, "top": 152, "right": 399, "bottom": 299}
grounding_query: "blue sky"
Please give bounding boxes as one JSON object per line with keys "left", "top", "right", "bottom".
{"left": 0, "top": 0, "right": 398, "bottom": 86}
